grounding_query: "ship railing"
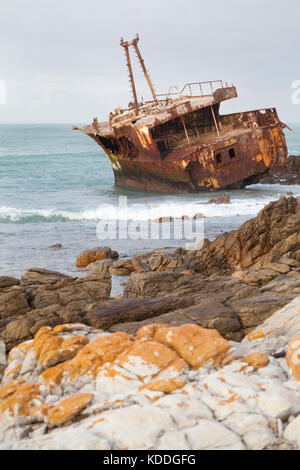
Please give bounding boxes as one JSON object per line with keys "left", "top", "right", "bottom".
{"left": 156, "top": 80, "right": 233, "bottom": 100}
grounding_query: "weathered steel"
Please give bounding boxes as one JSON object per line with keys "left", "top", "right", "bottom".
{"left": 76, "top": 36, "right": 288, "bottom": 193}
{"left": 133, "top": 34, "right": 158, "bottom": 104}
{"left": 120, "top": 38, "right": 139, "bottom": 116}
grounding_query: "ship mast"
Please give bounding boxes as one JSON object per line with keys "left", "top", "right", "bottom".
{"left": 120, "top": 34, "right": 158, "bottom": 116}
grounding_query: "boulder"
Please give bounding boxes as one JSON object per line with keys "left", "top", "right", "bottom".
{"left": 30, "top": 273, "right": 111, "bottom": 310}
{"left": 20, "top": 269, "right": 111, "bottom": 310}
{"left": 124, "top": 272, "right": 188, "bottom": 298}
{"left": 109, "top": 260, "right": 135, "bottom": 276}
{"left": 0, "top": 285, "right": 29, "bottom": 319}
{"left": 86, "top": 259, "right": 113, "bottom": 274}
{"left": 0, "top": 277, "right": 20, "bottom": 289}
{"left": 76, "top": 246, "right": 118, "bottom": 267}
{"left": 229, "top": 295, "right": 292, "bottom": 333}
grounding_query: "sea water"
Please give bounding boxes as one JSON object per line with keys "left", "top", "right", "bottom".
{"left": 0, "top": 123, "right": 299, "bottom": 293}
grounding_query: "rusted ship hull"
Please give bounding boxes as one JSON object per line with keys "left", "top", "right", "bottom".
{"left": 82, "top": 107, "right": 287, "bottom": 193}
{"left": 76, "top": 37, "right": 288, "bottom": 193}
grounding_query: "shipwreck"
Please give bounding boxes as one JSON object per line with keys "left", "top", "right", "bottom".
{"left": 76, "top": 35, "right": 288, "bottom": 193}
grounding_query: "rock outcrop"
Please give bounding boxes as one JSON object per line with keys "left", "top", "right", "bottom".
{"left": 2, "top": 296, "right": 300, "bottom": 450}
{"left": 0, "top": 279, "right": 29, "bottom": 320}
{"left": 76, "top": 247, "right": 118, "bottom": 267}
{"left": 0, "top": 293, "right": 193, "bottom": 351}
{"left": 21, "top": 268, "right": 112, "bottom": 310}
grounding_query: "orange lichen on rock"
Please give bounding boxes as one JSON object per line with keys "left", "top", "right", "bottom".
{"left": 218, "top": 392, "right": 240, "bottom": 406}
{"left": 40, "top": 362, "right": 66, "bottom": 385}
{"left": 116, "top": 339, "right": 180, "bottom": 374}
{"left": 0, "top": 383, "right": 42, "bottom": 417}
{"left": 0, "top": 380, "right": 25, "bottom": 400}
{"left": 153, "top": 324, "right": 231, "bottom": 369}
{"left": 8, "top": 341, "right": 33, "bottom": 362}
{"left": 34, "top": 327, "right": 63, "bottom": 361}
{"left": 46, "top": 393, "right": 94, "bottom": 425}
{"left": 39, "top": 335, "right": 89, "bottom": 368}
{"left": 246, "top": 329, "right": 275, "bottom": 341}
{"left": 242, "top": 352, "right": 270, "bottom": 370}
{"left": 135, "top": 324, "right": 158, "bottom": 341}
{"left": 286, "top": 336, "right": 300, "bottom": 381}
{"left": 140, "top": 377, "right": 186, "bottom": 393}
{"left": 29, "top": 403, "right": 51, "bottom": 420}
{"left": 53, "top": 325, "right": 72, "bottom": 333}
{"left": 6, "top": 363, "right": 22, "bottom": 377}
{"left": 66, "top": 332, "right": 133, "bottom": 380}
{"left": 76, "top": 247, "right": 112, "bottom": 267}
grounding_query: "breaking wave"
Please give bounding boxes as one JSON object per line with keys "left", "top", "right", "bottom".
{"left": 0, "top": 198, "right": 275, "bottom": 224}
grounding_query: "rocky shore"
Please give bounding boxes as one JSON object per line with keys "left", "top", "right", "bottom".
{"left": 2, "top": 195, "right": 300, "bottom": 449}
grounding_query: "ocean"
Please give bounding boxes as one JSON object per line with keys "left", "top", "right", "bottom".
{"left": 0, "top": 123, "right": 300, "bottom": 294}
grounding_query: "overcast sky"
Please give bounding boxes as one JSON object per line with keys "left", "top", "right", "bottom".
{"left": 0, "top": 0, "right": 299, "bottom": 124}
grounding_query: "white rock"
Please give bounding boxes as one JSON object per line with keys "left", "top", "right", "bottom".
{"left": 185, "top": 419, "right": 245, "bottom": 450}
{"left": 243, "top": 431, "right": 274, "bottom": 450}
{"left": 223, "top": 411, "right": 274, "bottom": 450}
{"left": 257, "top": 392, "right": 292, "bottom": 420}
{"left": 156, "top": 430, "right": 191, "bottom": 450}
{"left": 246, "top": 296, "right": 300, "bottom": 343}
{"left": 284, "top": 415, "right": 300, "bottom": 443}
{"left": 157, "top": 394, "right": 212, "bottom": 427}
{"left": 89, "top": 404, "right": 175, "bottom": 449}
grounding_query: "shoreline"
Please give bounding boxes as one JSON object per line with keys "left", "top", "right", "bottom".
{"left": 2, "top": 195, "right": 300, "bottom": 449}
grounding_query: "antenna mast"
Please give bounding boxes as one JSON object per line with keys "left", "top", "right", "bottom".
{"left": 120, "top": 34, "right": 158, "bottom": 116}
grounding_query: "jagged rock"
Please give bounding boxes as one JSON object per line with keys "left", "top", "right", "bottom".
{"left": 0, "top": 304, "right": 72, "bottom": 351}
{"left": 109, "top": 260, "right": 135, "bottom": 276}
{"left": 0, "top": 285, "right": 29, "bottom": 319}
{"left": 76, "top": 246, "right": 118, "bottom": 267}
{"left": 124, "top": 272, "right": 188, "bottom": 298}
{"left": 0, "top": 277, "right": 20, "bottom": 289}
{"left": 21, "top": 269, "right": 111, "bottom": 310}
{"left": 86, "top": 259, "right": 113, "bottom": 273}
{"left": 21, "top": 268, "right": 73, "bottom": 301}
{"left": 182, "top": 196, "right": 300, "bottom": 278}
{"left": 229, "top": 295, "right": 292, "bottom": 333}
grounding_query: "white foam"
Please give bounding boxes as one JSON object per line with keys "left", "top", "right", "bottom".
{"left": 1, "top": 184, "right": 300, "bottom": 223}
